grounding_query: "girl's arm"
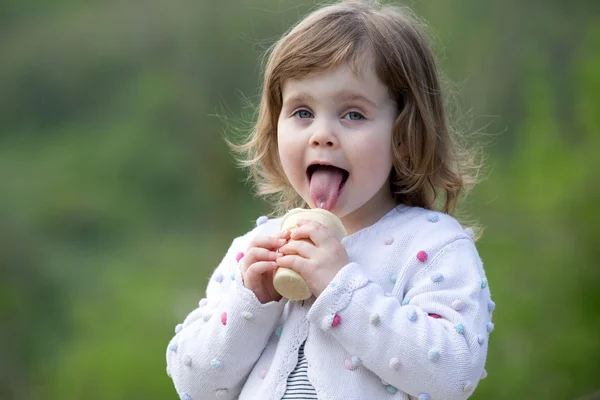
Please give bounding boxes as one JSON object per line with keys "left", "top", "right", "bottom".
{"left": 307, "top": 237, "right": 492, "bottom": 400}
{"left": 166, "top": 226, "right": 286, "bottom": 400}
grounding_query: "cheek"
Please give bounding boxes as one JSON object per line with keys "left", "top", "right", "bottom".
{"left": 276, "top": 121, "right": 290, "bottom": 158}
{"left": 359, "top": 135, "right": 393, "bottom": 179}
{"left": 277, "top": 129, "right": 291, "bottom": 161}
{"left": 277, "top": 124, "right": 303, "bottom": 180}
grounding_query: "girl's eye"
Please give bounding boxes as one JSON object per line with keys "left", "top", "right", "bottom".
{"left": 293, "top": 110, "right": 313, "bottom": 119}
{"left": 344, "top": 111, "right": 364, "bottom": 121}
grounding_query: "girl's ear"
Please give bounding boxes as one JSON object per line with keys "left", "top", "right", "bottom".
{"left": 396, "top": 141, "right": 409, "bottom": 158}
{"left": 394, "top": 130, "right": 410, "bottom": 158}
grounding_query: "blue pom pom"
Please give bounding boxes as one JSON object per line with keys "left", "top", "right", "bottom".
{"left": 214, "top": 273, "right": 223, "bottom": 283}
{"left": 488, "top": 299, "right": 496, "bottom": 312}
{"left": 407, "top": 308, "right": 418, "bottom": 322}
{"left": 418, "top": 393, "right": 431, "bottom": 400}
{"left": 211, "top": 359, "right": 223, "bottom": 369}
{"left": 481, "top": 278, "right": 488, "bottom": 289}
{"left": 275, "top": 326, "right": 283, "bottom": 337}
{"left": 256, "top": 216, "right": 269, "bottom": 226}
{"left": 487, "top": 322, "right": 495, "bottom": 333}
{"left": 455, "top": 323, "right": 465, "bottom": 335}
{"left": 390, "top": 273, "right": 398, "bottom": 284}
{"left": 431, "top": 273, "right": 444, "bottom": 283}
{"left": 175, "top": 324, "right": 183, "bottom": 334}
{"left": 180, "top": 393, "right": 191, "bottom": 400}
{"left": 401, "top": 296, "right": 411, "bottom": 306}
{"left": 427, "top": 213, "right": 440, "bottom": 223}
{"left": 169, "top": 342, "right": 178, "bottom": 352}
{"left": 428, "top": 348, "right": 440, "bottom": 362}
{"left": 386, "top": 385, "right": 398, "bottom": 394}
{"left": 351, "top": 356, "right": 362, "bottom": 366}
{"left": 477, "top": 334, "right": 485, "bottom": 345}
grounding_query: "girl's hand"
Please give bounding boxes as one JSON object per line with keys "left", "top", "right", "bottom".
{"left": 240, "top": 231, "right": 291, "bottom": 304}
{"left": 276, "top": 220, "right": 350, "bottom": 297}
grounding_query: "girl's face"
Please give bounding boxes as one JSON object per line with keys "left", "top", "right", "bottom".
{"left": 277, "top": 62, "right": 398, "bottom": 233}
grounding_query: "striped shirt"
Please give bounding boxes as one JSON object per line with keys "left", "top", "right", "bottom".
{"left": 281, "top": 341, "right": 318, "bottom": 399}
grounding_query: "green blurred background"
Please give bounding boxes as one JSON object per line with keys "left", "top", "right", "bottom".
{"left": 1, "top": 0, "right": 598, "bottom": 399}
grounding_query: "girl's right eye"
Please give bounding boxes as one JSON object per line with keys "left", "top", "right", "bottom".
{"left": 293, "top": 109, "right": 313, "bottom": 119}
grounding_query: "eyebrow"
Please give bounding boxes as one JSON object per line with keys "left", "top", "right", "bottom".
{"left": 335, "top": 91, "right": 378, "bottom": 108}
{"left": 282, "top": 90, "right": 379, "bottom": 109}
{"left": 282, "top": 92, "right": 316, "bottom": 107}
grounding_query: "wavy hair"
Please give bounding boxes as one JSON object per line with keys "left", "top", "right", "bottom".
{"left": 230, "top": 0, "right": 481, "bottom": 220}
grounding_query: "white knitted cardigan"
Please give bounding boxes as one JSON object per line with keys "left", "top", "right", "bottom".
{"left": 167, "top": 205, "right": 494, "bottom": 400}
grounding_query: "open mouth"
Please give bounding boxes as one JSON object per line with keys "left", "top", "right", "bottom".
{"left": 306, "top": 164, "right": 349, "bottom": 210}
{"left": 306, "top": 164, "right": 349, "bottom": 189}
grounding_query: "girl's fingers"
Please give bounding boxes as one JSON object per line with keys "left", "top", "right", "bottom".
{"left": 244, "top": 261, "right": 278, "bottom": 293}
{"left": 240, "top": 247, "right": 281, "bottom": 272}
{"left": 276, "top": 254, "right": 308, "bottom": 276}
{"left": 290, "top": 221, "right": 331, "bottom": 246}
{"left": 245, "top": 261, "right": 279, "bottom": 279}
{"left": 278, "top": 230, "right": 292, "bottom": 240}
{"left": 278, "top": 239, "right": 314, "bottom": 259}
{"left": 248, "top": 235, "right": 288, "bottom": 251}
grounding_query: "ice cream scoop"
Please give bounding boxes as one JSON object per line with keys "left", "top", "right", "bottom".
{"left": 273, "top": 208, "right": 347, "bottom": 300}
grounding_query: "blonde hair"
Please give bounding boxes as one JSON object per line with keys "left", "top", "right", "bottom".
{"left": 230, "top": 0, "right": 480, "bottom": 218}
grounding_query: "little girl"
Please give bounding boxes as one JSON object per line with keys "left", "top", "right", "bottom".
{"left": 167, "top": 1, "right": 494, "bottom": 399}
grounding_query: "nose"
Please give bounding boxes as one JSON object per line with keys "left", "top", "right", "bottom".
{"left": 308, "top": 121, "right": 339, "bottom": 148}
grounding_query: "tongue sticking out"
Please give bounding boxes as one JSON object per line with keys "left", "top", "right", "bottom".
{"left": 309, "top": 166, "right": 345, "bottom": 211}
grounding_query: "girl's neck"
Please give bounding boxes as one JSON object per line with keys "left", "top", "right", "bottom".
{"left": 341, "top": 194, "right": 397, "bottom": 235}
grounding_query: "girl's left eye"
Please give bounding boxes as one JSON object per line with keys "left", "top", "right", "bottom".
{"left": 293, "top": 110, "right": 313, "bottom": 119}
{"left": 344, "top": 111, "right": 364, "bottom": 121}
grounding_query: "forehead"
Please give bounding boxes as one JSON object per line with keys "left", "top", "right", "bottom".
{"left": 281, "top": 61, "right": 390, "bottom": 106}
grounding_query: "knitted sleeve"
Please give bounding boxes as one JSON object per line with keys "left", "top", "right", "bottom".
{"left": 166, "top": 220, "right": 286, "bottom": 400}
{"left": 306, "top": 237, "right": 493, "bottom": 400}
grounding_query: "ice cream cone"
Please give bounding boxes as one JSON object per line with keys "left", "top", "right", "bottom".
{"left": 273, "top": 208, "right": 347, "bottom": 300}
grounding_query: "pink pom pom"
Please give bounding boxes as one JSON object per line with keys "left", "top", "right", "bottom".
{"left": 416, "top": 251, "right": 428, "bottom": 262}
{"left": 332, "top": 314, "right": 342, "bottom": 327}
{"left": 221, "top": 312, "right": 227, "bottom": 325}
{"left": 235, "top": 252, "right": 244, "bottom": 262}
